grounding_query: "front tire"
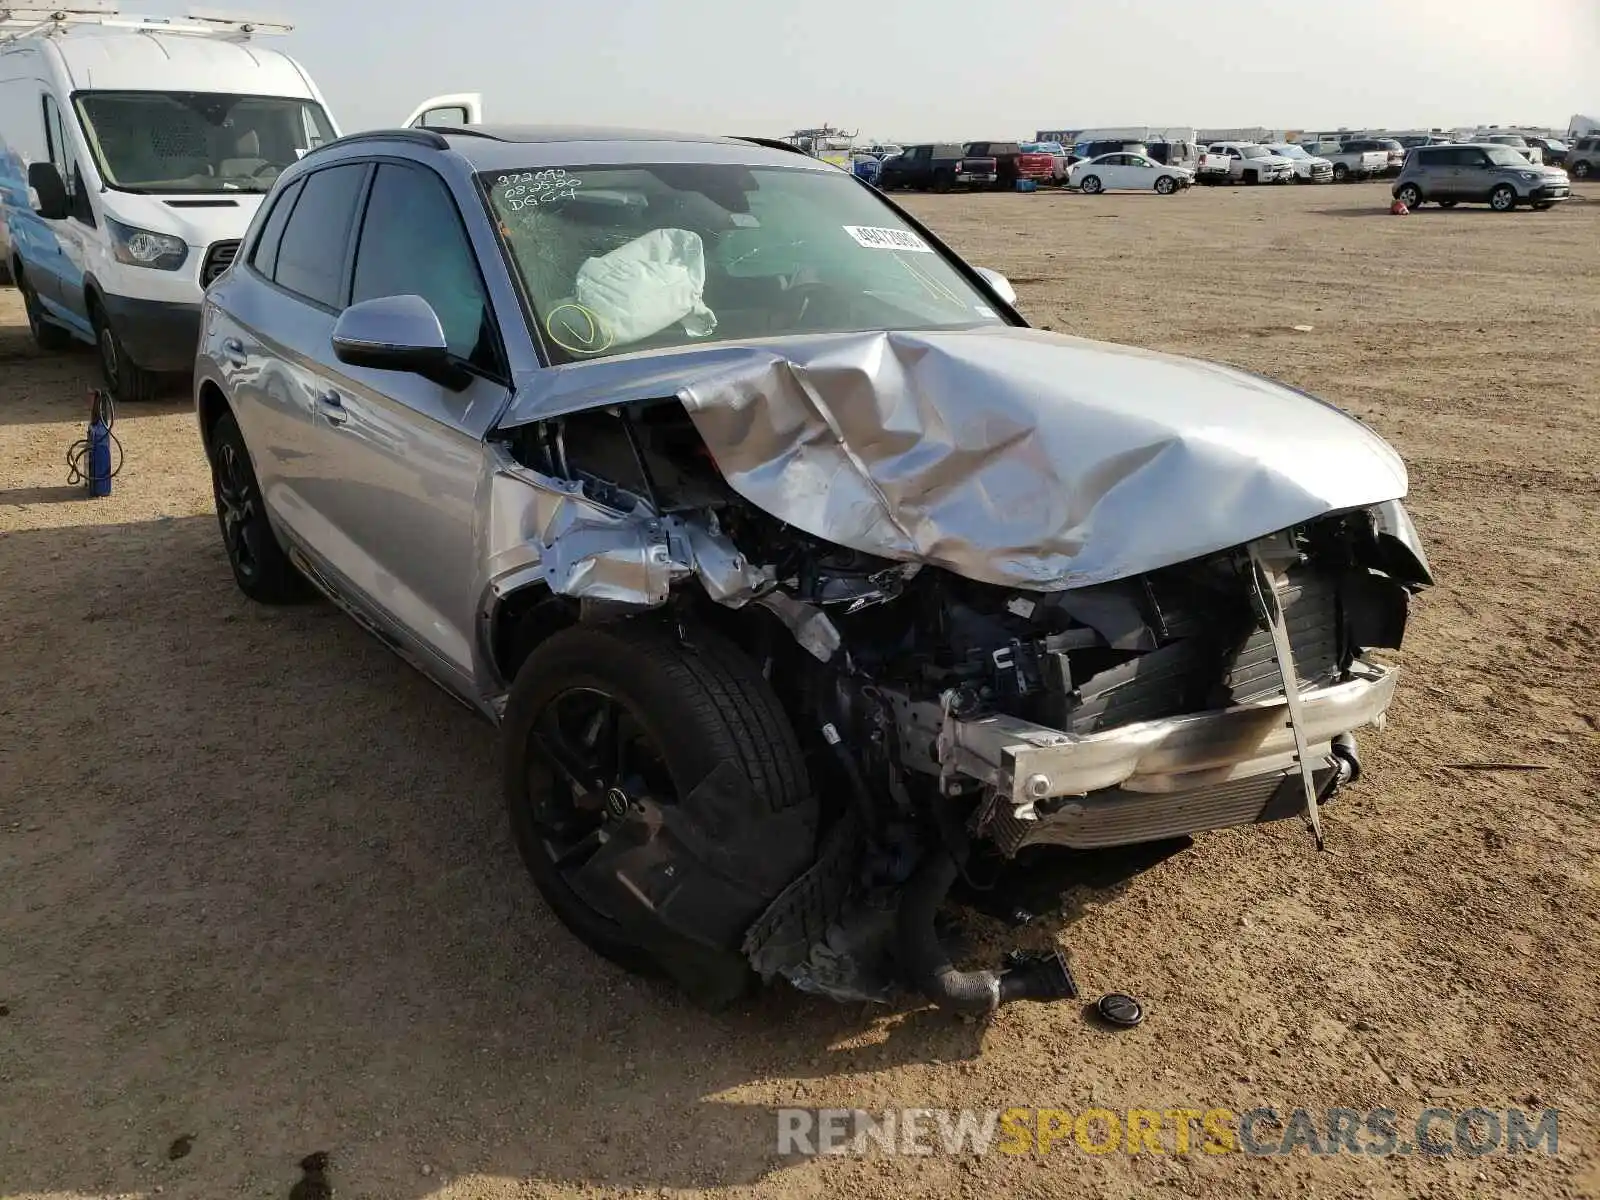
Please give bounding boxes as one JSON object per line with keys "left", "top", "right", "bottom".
{"left": 1489, "top": 184, "right": 1518, "bottom": 212}
{"left": 503, "top": 624, "right": 813, "bottom": 1007}
{"left": 92, "top": 303, "right": 162, "bottom": 403}
{"left": 207, "top": 410, "right": 310, "bottom": 604}
{"left": 1396, "top": 183, "right": 1423, "bottom": 209}
{"left": 1080, "top": 174, "right": 1102, "bottom": 194}
{"left": 16, "top": 266, "right": 74, "bottom": 353}
{"left": 1154, "top": 174, "right": 1177, "bottom": 195}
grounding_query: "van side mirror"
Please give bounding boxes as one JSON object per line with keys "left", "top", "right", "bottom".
{"left": 28, "top": 162, "right": 69, "bottom": 221}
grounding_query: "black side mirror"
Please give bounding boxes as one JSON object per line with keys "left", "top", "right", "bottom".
{"left": 28, "top": 162, "right": 69, "bottom": 221}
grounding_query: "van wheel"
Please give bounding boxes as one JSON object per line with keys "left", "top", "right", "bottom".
{"left": 1079, "top": 174, "right": 1102, "bottom": 194}
{"left": 1396, "top": 183, "right": 1423, "bottom": 209}
{"left": 16, "top": 266, "right": 74, "bottom": 353}
{"left": 92, "top": 302, "right": 162, "bottom": 403}
{"left": 1489, "top": 184, "right": 1518, "bottom": 212}
{"left": 1154, "top": 175, "right": 1177, "bottom": 195}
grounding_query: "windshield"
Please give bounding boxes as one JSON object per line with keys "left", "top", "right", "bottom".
{"left": 483, "top": 163, "right": 1009, "bottom": 365}
{"left": 1273, "top": 145, "right": 1309, "bottom": 159}
{"left": 1483, "top": 146, "right": 1534, "bottom": 166}
{"left": 1239, "top": 145, "right": 1270, "bottom": 159}
{"left": 74, "top": 91, "right": 334, "bottom": 194}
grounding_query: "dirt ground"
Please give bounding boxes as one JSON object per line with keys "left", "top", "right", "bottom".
{"left": 2, "top": 181, "right": 1598, "bottom": 1200}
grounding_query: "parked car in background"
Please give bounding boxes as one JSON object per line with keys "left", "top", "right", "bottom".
{"left": 1523, "top": 136, "right": 1567, "bottom": 166}
{"left": 1193, "top": 147, "right": 1233, "bottom": 184}
{"left": 1020, "top": 141, "right": 1071, "bottom": 182}
{"left": 1479, "top": 134, "right": 1543, "bottom": 165}
{"left": 964, "top": 141, "right": 1052, "bottom": 188}
{"left": 1565, "top": 135, "right": 1598, "bottom": 178}
{"left": 1073, "top": 137, "right": 1149, "bottom": 164}
{"left": 1145, "top": 139, "right": 1201, "bottom": 171}
{"left": 1303, "top": 141, "right": 1388, "bottom": 182}
{"left": 1265, "top": 143, "right": 1334, "bottom": 183}
{"left": 1069, "top": 151, "right": 1194, "bottom": 194}
{"left": 879, "top": 144, "right": 997, "bottom": 191}
{"left": 1207, "top": 143, "right": 1295, "bottom": 184}
{"left": 1334, "top": 138, "right": 1405, "bottom": 176}
{"left": 851, "top": 153, "right": 882, "bottom": 186}
{"left": 1392, "top": 143, "right": 1570, "bottom": 212}
{"left": 195, "top": 123, "right": 1427, "bottom": 1013}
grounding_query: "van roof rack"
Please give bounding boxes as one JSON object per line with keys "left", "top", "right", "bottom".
{"left": 1, "top": 5, "right": 292, "bottom": 44}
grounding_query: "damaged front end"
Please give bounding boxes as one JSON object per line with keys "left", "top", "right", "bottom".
{"left": 479, "top": 330, "right": 1431, "bottom": 1013}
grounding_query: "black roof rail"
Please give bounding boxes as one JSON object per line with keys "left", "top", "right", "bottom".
{"left": 303, "top": 128, "right": 450, "bottom": 159}
{"left": 438, "top": 126, "right": 506, "bottom": 141}
{"left": 729, "top": 136, "right": 816, "bottom": 158}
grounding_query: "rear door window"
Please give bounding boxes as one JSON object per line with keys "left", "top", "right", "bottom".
{"left": 250, "top": 176, "right": 304, "bottom": 279}
{"left": 272, "top": 163, "right": 369, "bottom": 309}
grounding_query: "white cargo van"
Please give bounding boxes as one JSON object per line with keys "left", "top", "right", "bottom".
{"left": 0, "top": 5, "right": 476, "bottom": 400}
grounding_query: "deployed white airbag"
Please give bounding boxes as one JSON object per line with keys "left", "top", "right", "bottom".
{"left": 574, "top": 228, "right": 717, "bottom": 347}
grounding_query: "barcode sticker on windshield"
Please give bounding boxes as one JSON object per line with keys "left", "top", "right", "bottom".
{"left": 844, "top": 225, "right": 933, "bottom": 252}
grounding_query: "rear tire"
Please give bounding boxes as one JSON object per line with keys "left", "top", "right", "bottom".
{"left": 92, "top": 301, "right": 162, "bottom": 403}
{"left": 1489, "top": 184, "right": 1518, "bottom": 212}
{"left": 1573, "top": 161, "right": 1592, "bottom": 179}
{"left": 1333, "top": 163, "right": 1350, "bottom": 183}
{"left": 16, "top": 266, "right": 74, "bottom": 353}
{"left": 207, "top": 410, "right": 311, "bottom": 605}
{"left": 931, "top": 172, "right": 953, "bottom": 194}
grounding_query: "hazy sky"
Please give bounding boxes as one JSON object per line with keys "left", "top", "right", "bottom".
{"left": 150, "top": 0, "right": 1597, "bottom": 137}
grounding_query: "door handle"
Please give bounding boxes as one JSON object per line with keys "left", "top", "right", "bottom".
{"left": 221, "top": 337, "right": 247, "bottom": 368}
{"left": 316, "top": 389, "right": 348, "bottom": 425}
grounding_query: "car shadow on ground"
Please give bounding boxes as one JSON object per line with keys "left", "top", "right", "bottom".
{"left": 0, "top": 514, "right": 1166, "bottom": 1198}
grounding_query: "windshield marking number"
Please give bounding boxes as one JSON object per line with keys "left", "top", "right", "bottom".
{"left": 843, "top": 225, "right": 932, "bottom": 253}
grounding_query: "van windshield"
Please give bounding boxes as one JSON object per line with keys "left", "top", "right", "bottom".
{"left": 481, "top": 162, "right": 1009, "bottom": 365}
{"left": 74, "top": 91, "right": 335, "bottom": 194}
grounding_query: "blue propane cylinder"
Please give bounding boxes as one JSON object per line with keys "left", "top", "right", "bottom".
{"left": 87, "top": 414, "right": 113, "bottom": 497}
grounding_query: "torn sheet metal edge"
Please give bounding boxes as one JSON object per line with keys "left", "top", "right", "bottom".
{"left": 482, "top": 446, "right": 772, "bottom": 612}
{"left": 1247, "top": 545, "right": 1325, "bottom": 849}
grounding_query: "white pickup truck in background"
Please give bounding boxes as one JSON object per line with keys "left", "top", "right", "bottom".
{"left": 1208, "top": 142, "right": 1296, "bottom": 184}
{"left": 1301, "top": 142, "right": 1390, "bottom": 182}
{"left": 1194, "top": 148, "right": 1233, "bottom": 184}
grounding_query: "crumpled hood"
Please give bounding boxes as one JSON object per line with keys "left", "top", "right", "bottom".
{"left": 497, "top": 325, "right": 1409, "bottom": 590}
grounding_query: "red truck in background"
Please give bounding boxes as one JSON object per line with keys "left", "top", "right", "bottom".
{"left": 965, "top": 141, "right": 1057, "bottom": 188}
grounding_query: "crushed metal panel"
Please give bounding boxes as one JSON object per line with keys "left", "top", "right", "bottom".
{"left": 497, "top": 324, "right": 1410, "bottom": 590}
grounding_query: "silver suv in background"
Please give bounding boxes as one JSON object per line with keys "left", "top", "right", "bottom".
{"left": 1392, "top": 144, "right": 1571, "bottom": 211}
{"left": 1566, "top": 136, "right": 1599, "bottom": 179}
